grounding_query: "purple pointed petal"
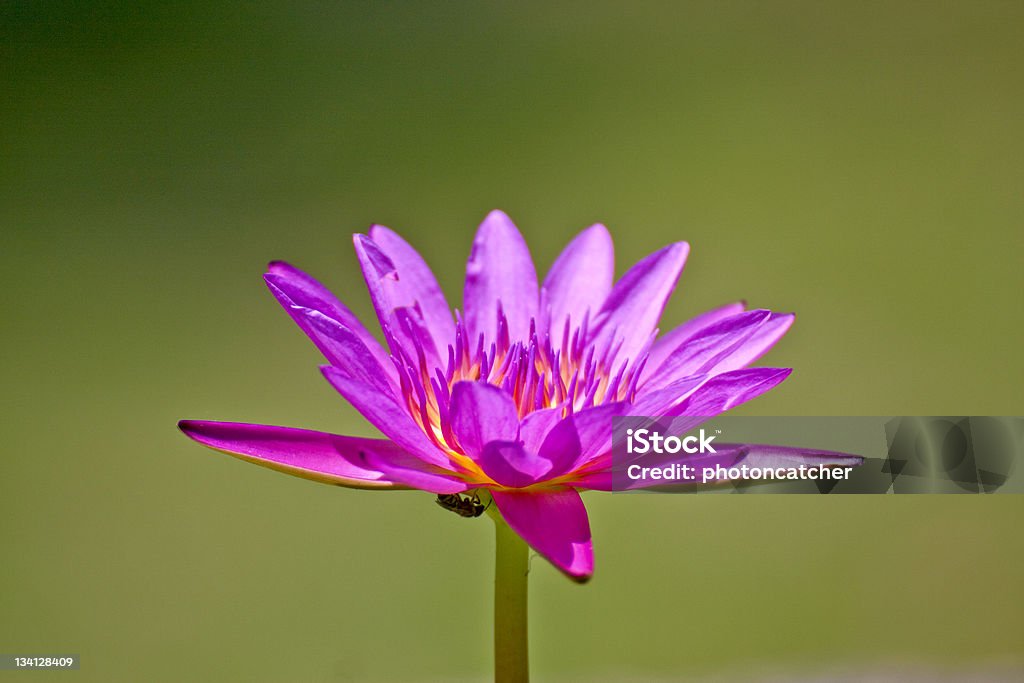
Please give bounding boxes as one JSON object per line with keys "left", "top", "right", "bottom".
{"left": 645, "top": 301, "right": 747, "bottom": 378}
{"left": 491, "top": 489, "right": 593, "bottom": 581}
{"left": 178, "top": 420, "right": 407, "bottom": 489}
{"left": 289, "top": 310, "right": 395, "bottom": 394}
{"left": 321, "top": 365, "right": 453, "bottom": 469}
{"left": 264, "top": 262, "right": 393, "bottom": 378}
{"left": 449, "top": 381, "right": 519, "bottom": 458}
{"left": 368, "top": 225, "right": 456, "bottom": 354}
{"left": 588, "top": 242, "right": 689, "bottom": 364}
{"left": 631, "top": 374, "right": 709, "bottom": 417}
{"left": 666, "top": 368, "right": 793, "bottom": 417}
{"left": 478, "top": 441, "right": 553, "bottom": 488}
{"left": 353, "top": 233, "right": 441, "bottom": 368}
{"left": 464, "top": 210, "right": 539, "bottom": 345}
{"left": 646, "top": 310, "right": 791, "bottom": 390}
{"left": 716, "top": 312, "right": 793, "bottom": 372}
{"left": 541, "top": 224, "right": 613, "bottom": 343}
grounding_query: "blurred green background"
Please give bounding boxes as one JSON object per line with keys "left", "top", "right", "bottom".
{"left": 2, "top": 2, "right": 1022, "bottom": 681}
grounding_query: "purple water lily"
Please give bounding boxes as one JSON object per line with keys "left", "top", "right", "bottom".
{"left": 179, "top": 211, "right": 857, "bottom": 582}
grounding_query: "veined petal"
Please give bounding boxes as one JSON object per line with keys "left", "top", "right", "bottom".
{"left": 665, "top": 367, "right": 792, "bottom": 417}
{"left": 321, "top": 366, "right": 453, "bottom": 469}
{"left": 464, "top": 210, "right": 539, "bottom": 345}
{"left": 353, "top": 234, "right": 442, "bottom": 368}
{"left": 646, "top": 310, "right": 786, "bottom": 390}
{"left": 643, "top": 301, "right": 746, "bottom": 381}
{"left": 264, "top": 262, "right": 394, "bottom": 379}
{"left": 449, "top": 381, "right": 519, "bottom": 458}
{"left": 542, "top": 224, "right": 613, "bottom": 344}
{"left": 178, "top": 420, "right": 407, "bottom": 489}
{"left": 588, "top": 242, "right": 689, "bottom": 364}
{"left": 491, "top": 489, "right": 594, "bottom": 581}
{"left": 368, "top": 225, "right": 456, "bottom": 355}
{"left": 630, "top": 374, "right": 709, "bottom": 417}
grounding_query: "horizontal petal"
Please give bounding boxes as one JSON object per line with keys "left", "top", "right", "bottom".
{"left": 491, "top": 489, "right": 593, "bottom": 581}
{"left": 464, "top": 210, "right": 539, "bottom": 345}
{"left": 588, "top": 242, "right": 689, "bottom": 365}
{"left": 644, "top": 301, "right": 747, "bottom": 379}
{"left": 541, "top": 224, "right": 613, "bottom": 344}
{"left": 264, "top": 262, "right": 393, "bottom": 379}
{"left": 178, "top": 420, "right": 407, "bottom": 489}
{"left": 321, "top": 366, "right": 453, "bottom": 469}
{"left": 368, "top": 225, "right": 456, "bottom": 356}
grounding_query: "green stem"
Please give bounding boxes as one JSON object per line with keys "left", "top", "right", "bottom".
{"left": 493, "top": 514, "right": 529, "bottom": 683}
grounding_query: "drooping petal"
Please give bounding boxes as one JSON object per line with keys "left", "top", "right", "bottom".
{"left": 178, "top": 420, "right": 407, "bottom": 489}
{"left": 491, "top": 489, "right": 594, "bottom": 581}
{"left": 264, "top": 262, "right": 394, "bottom": 379}
{"left": 644, "top": 301, "right": 747, "bottom": 378}
{"left": 645, "top": 310, "right": 789, "bottom": 390}
{"left": 588, "top": 242, "right": 689, "bottom": 364}
{"left": 320, "top": 366, "right": 453, "bottom": 469}
{"left": 353, "top": 234, "right": 441, "bottom": 368}
{"left": 478, "top": 441, "right": 553, "bottom": 488}
{"left": 368, "top": 225, "right": 456, "bottom": 355}
{"left": 541, "top": 224, "right": 613, "bottom": 343}
{"left": 464, "top": 210, "right": 539, "bottom": 345}
{"left": 448, "top": 381, "right": 519, "bottom": 458}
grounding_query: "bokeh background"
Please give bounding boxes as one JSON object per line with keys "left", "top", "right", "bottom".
{"left": 2, "top": 2, "right": 1022, "bottom": 681}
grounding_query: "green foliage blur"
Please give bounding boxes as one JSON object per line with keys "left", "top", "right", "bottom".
{"left": 2, "top": 2, "right": 1021, "bottom": 681}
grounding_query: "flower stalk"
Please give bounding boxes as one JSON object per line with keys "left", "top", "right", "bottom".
{"left": 492, "top": 511, "right": 529, "bottom": 683}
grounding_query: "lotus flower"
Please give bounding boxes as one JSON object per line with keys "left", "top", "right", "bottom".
{"left": 179, "top": 210, "right": 858, "bottom": 582}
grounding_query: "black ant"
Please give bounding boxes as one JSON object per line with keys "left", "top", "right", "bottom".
{"left": 435, "top": 492, "right": 490, "bottom": 518}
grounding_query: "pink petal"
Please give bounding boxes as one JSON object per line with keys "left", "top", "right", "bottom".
{"left": 264, "top": 262, "right": 393, "bottom": 380}
{"left": 541, "top": 224, "right": 613, "bottom": 344}
{"left": 518, "top": 405, "right": 566, "bottom": 454}
{"left": 353, "top": 234, "right": 442, "bottom": 368}
{"left": 464, "top": 210, "right": 539, "bottom": 345}
{"left": 540, "top": 402, "right": 627, "bottom": 476}
{"left": 644, "top": 301, "right": 747, "bottom": 378}
{"left": 491, "top": 489, "right": 594, "bottom": 581}
{"left": 588, "top": 242, "right": 689, "bottom": 365}
{"left": 321, "top": 366, "right": 453, "bottom": 469}
{"left": 645, "top": 310, "right": 791, "bottom": 390}
{"left": 179, "top": 420, "right": 426, "bottom": 490}
{"left": 478, "top": 441, "right": 553, "bottom": 488}
{"left": 666, "top": 367, "right": 793, "bottom": 417}
{"left": 448, "top": 381, "right": 519, "bottom": 458}
{"left": 368, "top": 225, "right": 456, "bottom": 356}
